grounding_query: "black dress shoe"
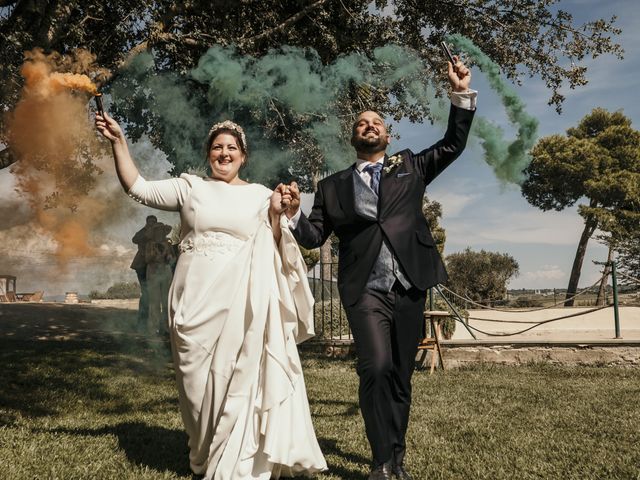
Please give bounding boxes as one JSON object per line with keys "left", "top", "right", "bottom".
{"left": 392, "top": 465, "right": 414, "bottom": 480}
{"left": 369, "top": 462, "right": 393, "bottom": 480}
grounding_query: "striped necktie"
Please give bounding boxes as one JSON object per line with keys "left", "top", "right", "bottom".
{"left": 363, "top": 163, "right": 382, "bottom": 195}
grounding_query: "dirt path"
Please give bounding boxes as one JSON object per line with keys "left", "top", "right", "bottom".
{"left": 452, "top": 306, "right": 640, "bottom": 341}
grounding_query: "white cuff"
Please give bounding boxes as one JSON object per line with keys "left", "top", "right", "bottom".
{"left": 287, "top": 208, "right": 302, "bottom": 230}
{"left": 451, "top": 89, "right": 478, "bottom": 111}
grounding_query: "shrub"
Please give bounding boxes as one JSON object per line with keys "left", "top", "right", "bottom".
{"left": 509, "top": 296, "right": 544, "bottom": 308}
{"left": 300, "top": 246, "right": 320, "bottom": 269}
{"left": 89, "top": 282, "right": 140, "bottom": 299}
{"left": 446, "top": 248, "right": 519, "bottom": 306}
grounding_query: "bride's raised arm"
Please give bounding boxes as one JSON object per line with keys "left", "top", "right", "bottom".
{"left": 95, "top": 112, "right": 139, "bottom": 191}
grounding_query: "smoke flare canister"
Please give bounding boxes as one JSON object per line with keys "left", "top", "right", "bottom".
{"left": 440, "top": 41, "right": 456, "bottom": 66}
{"left": 94, "top": 93, "right": 104, "bottom": 116}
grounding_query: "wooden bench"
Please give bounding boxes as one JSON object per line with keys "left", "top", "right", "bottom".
{"left": 417, "top": 310, "right": 449, "bottom": 373}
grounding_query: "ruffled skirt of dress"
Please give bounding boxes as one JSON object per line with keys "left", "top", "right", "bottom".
{"left": 168, "top": 215, "right": 327, "bottom": 479}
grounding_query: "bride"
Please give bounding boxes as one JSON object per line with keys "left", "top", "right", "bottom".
{"left": 96, "top": 113, "right": 327, "bottom": 479}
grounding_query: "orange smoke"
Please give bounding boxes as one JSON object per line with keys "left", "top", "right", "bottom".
{"left": 6, "top": 48, "right": 106, "bottom": 264}
{"left": 21, "top": 54, "right": 98, "bottom": 98}
{"left": 35, "top": 198, "right": 105, "bottom": 262}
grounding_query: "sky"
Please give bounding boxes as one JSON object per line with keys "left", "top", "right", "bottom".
{"left": 0, "top": 0, "right": 637, "bottom": 297}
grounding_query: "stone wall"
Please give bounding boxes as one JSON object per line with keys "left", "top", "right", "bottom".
{"left": 436, "top": 344, "right": 640, "bottom": 368}
{"left": 302, "top": 340, "right": 640, "bottom": 368}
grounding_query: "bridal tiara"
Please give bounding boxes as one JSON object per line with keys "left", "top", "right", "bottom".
{"left": 208, "top": 120, "right": 247, "bottom": 151}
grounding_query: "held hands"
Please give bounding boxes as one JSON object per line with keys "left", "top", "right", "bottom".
{"left": 95, "top": 112, "right": 124, "bottom": 143}
{"left": 447, "top": 55, "right": 471, "bottom": 92}
{"left": 269, "top": 182, "right": 300, "bottom": 218}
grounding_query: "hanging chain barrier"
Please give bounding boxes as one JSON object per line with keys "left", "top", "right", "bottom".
{"left": 438, "top": 271, "right": 609, "bottom": 313}
{"left": 449, "top": 305, "right": 611, "bottom": 337}
{"left": 307, "top": 257, "right": 634, "bottom": 343}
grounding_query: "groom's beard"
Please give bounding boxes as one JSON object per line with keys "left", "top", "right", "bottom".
{"left": 351, "top": 135, "right": 388, "bottom": 155}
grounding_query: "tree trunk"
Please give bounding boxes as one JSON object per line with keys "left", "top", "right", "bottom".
{"left": 595, "top": 244, "right": 614, "bottom": 306}
{"left": 320, "top": 241, "right": 333, "bottom": 281}
{"left": 564, "top": 214, "right": 598, "bottom": 307}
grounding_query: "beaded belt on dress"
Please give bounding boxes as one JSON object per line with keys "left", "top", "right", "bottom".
{"left": 178, "top": 231, "right": 244, "bottom": 256}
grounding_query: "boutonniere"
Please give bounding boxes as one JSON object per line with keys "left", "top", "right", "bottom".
{"left": 383, "top": 155, "right": 403, "bottom": 174}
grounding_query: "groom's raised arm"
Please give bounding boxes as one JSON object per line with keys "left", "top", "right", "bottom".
{"left": 413, "top": 98, "right": 476, "bottom": 185}
{"left": 412, "top": 56, "right": 477, "bottom": 185}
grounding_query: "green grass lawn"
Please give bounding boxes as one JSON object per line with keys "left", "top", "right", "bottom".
{"left": 1, "top": 303, "right": 639, "bottom": 479}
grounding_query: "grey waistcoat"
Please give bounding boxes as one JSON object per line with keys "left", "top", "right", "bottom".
{"left": 352, "top": 171, "right": 412, "bottom": 293}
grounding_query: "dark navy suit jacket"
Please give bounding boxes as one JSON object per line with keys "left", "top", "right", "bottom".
{"left": 293, "top": 104, "right": 475, "bottom": 306}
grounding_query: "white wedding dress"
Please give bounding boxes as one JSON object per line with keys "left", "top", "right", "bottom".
{"left": 128, "top": 173, "right": 327, "bottom": 479}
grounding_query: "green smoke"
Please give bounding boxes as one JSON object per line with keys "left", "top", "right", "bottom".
{"left": 109, "top": 54, "right": 210, "bottom": 176}
{"left": 190, "top": 44, "right": 437, "bottom": 176}
{"left": 447, "top": 34, "right": 539, "bottom": 184}
{"left": 190, "top": 45, "right": 350, "bottom": 176}
{"left": 109, "top": 39, "right": 536, "bottom": 186}
{"left": 109, "top": 45, "right": 435, "bottom": 183}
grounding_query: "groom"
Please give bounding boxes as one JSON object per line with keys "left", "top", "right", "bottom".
{"left": 281, "top": 57, "right": 476, "bottom": 480}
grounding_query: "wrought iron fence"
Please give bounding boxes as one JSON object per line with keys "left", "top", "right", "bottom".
{"left": 306, "top": 260, "right": 471, "bottom": 343}
{"left": 306, "top": 260, "right": 352, "bottom": 343}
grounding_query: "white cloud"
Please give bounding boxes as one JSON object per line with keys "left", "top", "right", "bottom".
{"left": 0, "top": 224, "right": 58, "bottom": 259}
{"left": 445, "top": 207, "right": 588, "bottom": 246}
{"left": 432, "top": 191, "right": 479, "bottom": 217}
{"left": 523, "top": 265, "right": 565, "bottom": 281}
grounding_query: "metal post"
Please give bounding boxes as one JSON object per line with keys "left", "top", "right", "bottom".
{"left": 611, "top": 261, "right": 621, "bottom": 339}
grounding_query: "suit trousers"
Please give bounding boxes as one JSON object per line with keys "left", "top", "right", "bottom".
{"left": 345, "top": 282, "right": 426, "bottom": 467}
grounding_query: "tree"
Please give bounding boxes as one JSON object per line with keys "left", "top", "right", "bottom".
{"left": 521, "top": 108, "right": 640, "bottom": 306}
{"left": 594, "top": 201, "right": 640, "bottom": 304}
{"left": 1, "top": 0, "right": 623, "bottom": 178}
{"left": 594, "top": 236, "right": 615, "bottom": 307}
{"left": 422, "top": 193, "right": 446, "bottom": 255}
{"left": 445, "top": 248, "right": 519, "bottom": 306}
{"left": 616, "top": 237, "right": 640, "bottom": 286}
{"left": 89, "top": 281, "right": 140, "bottom": 299}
